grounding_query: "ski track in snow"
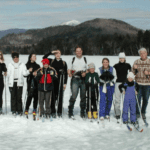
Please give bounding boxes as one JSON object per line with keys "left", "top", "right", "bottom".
{"left": 0, "top": 55, "right": 150, "bottom": 150}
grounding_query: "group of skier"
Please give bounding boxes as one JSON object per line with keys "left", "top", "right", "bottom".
{"left": 0, "top": 46, "right": 149, "bottom": 129}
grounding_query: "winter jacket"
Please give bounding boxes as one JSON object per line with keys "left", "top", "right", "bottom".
{"left": 7, "top": 61, "right": 30, "bottom": 87}
{"left": 36, "top": 67, "right": 57, "bottom": 92}
{"left": 85, "top": 72, "right": 100, "bottom": 91}
{"left": 43, "top": 52, "right": 68, "bottom": 84}
{"left": 0, "top": 62, "right": 7, "bottom": 78}
{"left": 113, "top": 62, "right": 131, "bottom": 83}
{"left": 119, "top": 80, "right": 139, "bottom": 93}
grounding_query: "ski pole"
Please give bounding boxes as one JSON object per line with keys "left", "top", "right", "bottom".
{"left": 56, "top": 74, "right": 62, "bottom": 118}
{"left": 61, "top": 74, "right": 65, "bottom": 119}
{"left": 4, "top": 76, "right": 7, "bottom": 114}
{"left": 135, "top": 92, "right": 145, "bottom": 125}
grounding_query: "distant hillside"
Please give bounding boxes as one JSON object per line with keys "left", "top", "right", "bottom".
{"left": 0, "top": 29, "right": 27, "bottom": 39}
{"left": 0, "top": 18, "right": 143, "bottom": 47}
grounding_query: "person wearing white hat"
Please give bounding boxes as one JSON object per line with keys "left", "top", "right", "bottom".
{"left": 113, "top": 52, "right": 131, "bottom": 120}
{"left": 119, "top": 72, "right": 139, "bottom": 124}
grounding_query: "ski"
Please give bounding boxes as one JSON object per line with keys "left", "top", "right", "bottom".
{"left": 126, "top": 124, "right": 132, "bottom": 131}
{"left": 143, "top": 119, "right": 149, "bottom": 127}
{"left": 101, "top": 119, "right": 105, "bottom": 128}
{"left": 132, "top": 124, "right": 143, "bottom": 132}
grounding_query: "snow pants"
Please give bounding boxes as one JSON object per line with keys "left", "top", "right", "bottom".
{"left": 122, "top": 86, "right": 136, "bottom": 122}
{"left": 0, "top": 78, "right": 4, "bottom": 108}
{"left": 38, "top": 91, "right": 52, "bottom": 116}
{"left": 99, "top": 85, "right": 114, "bottom": 117}
{"left": 113, "top": 82, "right": 122, "bottom": 116}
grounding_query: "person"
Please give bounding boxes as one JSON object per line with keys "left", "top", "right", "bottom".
{"left": 119, "top": 72, "right": 139, "bottom": 124}
{"left": 99, "top": 58, "right": 116, "bottom": 120}
{"left": 68, "top": 45, "right": 89, "bottom": 119}
{"left": 113, "top": 52, "right": 131, "bottom": 120}
{"left": 85, "top": 63, "right": 99, "bottom": 119}
{"left": 43, "top": 50, "right": 68, "bottom": 118}
{"left": 24, "top": 53, "right": 40, "bottom": 116}
{"left": 7, "top": 52, "right": 31, "bottom": 115}
{"left": 35, "top": 58, "right": 57, "bottom": 118}
{"left": 132, "top": 47, "right": 150, "bottom": 120}
{"left": 0, "top": 51, "right": 7, "bottom": 114}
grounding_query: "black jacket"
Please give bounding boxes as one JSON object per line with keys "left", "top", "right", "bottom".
{"left": 0, "top": 62, "right": 7, "bottom": 78}
{"left": 43, "top": 52, "right": 68, "bottom": 84}
{"left": 113, "top": 62, "right": 131, "bottom": 83}
{"left": 36, "top": 67, "right": 57, "bottom": 92}
{"left": 25, "top": 54, "right": 40, "bottom": 91}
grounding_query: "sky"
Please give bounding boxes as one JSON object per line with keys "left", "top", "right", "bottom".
{"left": 0, "top": 0, "right": 150, "bottom": 31}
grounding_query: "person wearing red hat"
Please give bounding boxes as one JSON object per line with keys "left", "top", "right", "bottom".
{"left": 35, "top": 58, "right": 57, "bottom": 119}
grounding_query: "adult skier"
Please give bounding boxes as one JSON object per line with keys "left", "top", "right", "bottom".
{"left": 43, "top": 50, "right": 68, "bottom": 118}
{"left": 113, "top": 52, "right": 131, "bottom": 120}
{"left": 0, "top": 51, "right": 7, "bottom": 114}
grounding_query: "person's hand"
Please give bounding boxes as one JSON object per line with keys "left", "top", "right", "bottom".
{"left": 68, "top": 73, "right": 72, "bottom": 77}
{"left": 29, "top": 68, "right": 33, "bottom": 72}
{"left": 81, "top": 72, "right": 86, "bottom": 77}
{"left": 63, "top": 84, "right": 66, "bottom": 90}
{"left": 4, "top": 72, "right": 7, "bottom": 76}
{"left": 33, "top": 71, "right": 37, "bottom": 76}
{"left": 123, "top": 91, "right": 125, "bottom": 95}
{"left": 134, "top": 65, "right": 138, "bottom": 69}
{"left": 51, "top": 50, "right": 58, "bottom": 54}
{"left": 135, "top": 91, "right": 138, "bottom": 95}
{"left": 144, "top": 70, "right": 149, "bottom": 75}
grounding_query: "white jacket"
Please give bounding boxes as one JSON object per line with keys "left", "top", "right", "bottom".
{"left": 7, "top": 61, "right": 30, "bottom": 87}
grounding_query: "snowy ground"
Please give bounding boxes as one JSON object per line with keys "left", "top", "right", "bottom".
{"left": 0, "top": 55, "right": 150, "bottom": 150}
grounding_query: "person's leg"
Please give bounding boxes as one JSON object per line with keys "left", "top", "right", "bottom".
{"left": 114, "top": 83, "right": 122, "bottom": 117}
{"left": 141, "top": 85, "right": 150, "bottom": 118}
{"left": 80, "top": 80, "right": 86, "bottom": 115}
{"left": 16, "top": 86, "right": 23, "bottom": 114}
{"left": 45, "top": 91, "right": 51, "bottom": 116}
{"left": 58, "top": 83, "right": 63, "bottom": 115}
{"left": 130, "top": 97, "right": 136, "bottom": 123}
{"left": 99, "top": 86, "right": 106, "bottom": 117}
{"left": 0, "top": 79, "right": 4, "bottom": 109}
{"left": 51, "top": 81, "right": 59, "bottom": 115}
{"left": 105, "top": 86, "right": 113, "bottom": 116}
{"left": 25, "top": 94, "right": 32, "bottom": 111}
{"left": 38, "top": 91, "right": 45, "bottom": 116}
{"left": 9, "top": 82, "right": 17, "bottom": 113}
{"left": 68, "top": 78, "right": 79, "bottom": 116}
{"left": 33, "top": 89, "right": 38, "bottom": 111}
{"left": 122, "top": 96, "right": 129, "bottom": 122}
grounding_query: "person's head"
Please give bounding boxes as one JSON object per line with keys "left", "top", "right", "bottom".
{"left": 41, "top": 58, "right": 49, "bottom": 68}
{"left": 30, "top": 54, "right": 36, "bottom": 62}
{"left": 54, "top": 50, "right": 61, "bottom": 59}
{"left": 88, "top": 63, "right": 95, "bottom": 73}
{"left": 12, "top": 52, "right": 19, "bottom": 63}
{"left": 138, "top": 48, "right": 147, "bottom": 60}
{"left": 119, "top": 52, "right": 126, "bottom": 63}
{"left": 0, "top": 51, "right": 4, "bottom": 61}
{"left": 75, "top": 45, "right": 83, "bottom": 58}
{"left": 102, "top": 58, "right": 109, "bottom": 69}
{"left": 127, "top": 72, "right": 134, "bottom": 82}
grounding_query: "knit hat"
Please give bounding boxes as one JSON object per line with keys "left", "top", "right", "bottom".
{"left": 119, "top": 52, "right": 126, "bottom": 58}
{"left": 127, "top": 72, "right": 135, "bottom": 79}
{"left": 88, "top": 63, "right": 95, "bottom": 69}
{"left": 12, "top": 52, "right": 19, "bottom": 58}
{"left": 41, "top": 58, "right": 50, "bottom": 65}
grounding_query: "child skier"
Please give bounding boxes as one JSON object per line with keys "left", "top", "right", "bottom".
{"left": 85, "top": 63, "right": 99, "bottom": 119}
{"left": 99, "top": 58, "right": 116, "bottom": 120}
{"left": 119, "top": 72, "right": 139, "bottom": 124}
{"left": 36, "top": 58, "right": 57, "bottom": 119}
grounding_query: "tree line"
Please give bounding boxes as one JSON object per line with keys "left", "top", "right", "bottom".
{"left": 1, "top": 30, "right": 150, "bottom": 56}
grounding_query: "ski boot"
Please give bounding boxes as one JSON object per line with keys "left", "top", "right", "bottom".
{"left": 52, "top": 113, "right": 56, "bottom": 118}
{"left": 68, "top": 114, "right": 75, "bottom": 120}
{"left": 58, "top": 113, "right": 62, "bottom": 118}
{"left": 33, "top": 109, "right": 36, "bottom": 121}
{"left": 25, "top": 110, "right": 28, "bottom": 119}
{"left": 0, "top": 108, "right": 2, "bottom": 115}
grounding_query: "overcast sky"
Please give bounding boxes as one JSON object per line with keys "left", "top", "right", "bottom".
{"left": 0, "top": 0, "right": 150, "bottom": 30}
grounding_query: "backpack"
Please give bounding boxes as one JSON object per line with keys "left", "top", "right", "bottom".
{"left": 72, "top": 57, "right": 87, "bottom": 64}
